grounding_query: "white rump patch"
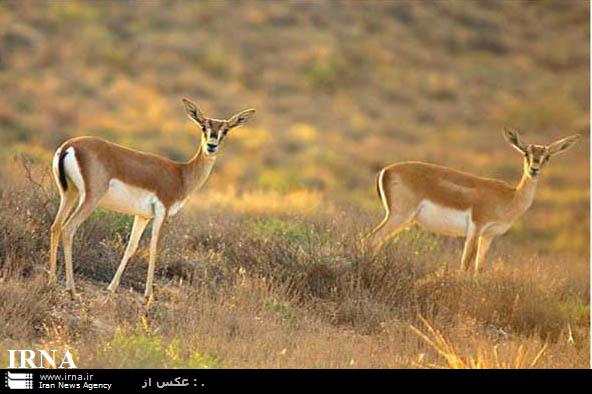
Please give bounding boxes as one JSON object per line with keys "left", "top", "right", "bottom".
{"left": 62, "top": 147, "right": 86, "bottom": 195}
{"left": 415, "top": 200, "right": 470, "bottom": 237}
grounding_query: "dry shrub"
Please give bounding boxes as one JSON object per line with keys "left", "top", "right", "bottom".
{"left": 411, "top": 316, "right": 548, "bottom": 369}
{"left": 415, "top": 263, "right": 574, "bottom": 339}
{"left": 0, "top": 162, "right": 588, "bottom": 368}
{"left": 0, "top": 158, "right": 56, "bottom": 278}
{"left": 0, "top": 273, "right": 58, "bottom": 340}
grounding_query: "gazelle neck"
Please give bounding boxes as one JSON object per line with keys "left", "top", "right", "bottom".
{"left": 181, "top": 140, "right": 217, "bottom": 196}
{"left": 513, "top": 169, "right": 538, "bottom": 214}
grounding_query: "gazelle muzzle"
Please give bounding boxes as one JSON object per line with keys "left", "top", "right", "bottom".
{"left": 206, "top": 143, "right": 218, "bottom": 154}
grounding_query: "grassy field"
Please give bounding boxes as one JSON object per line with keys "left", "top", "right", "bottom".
{"left": 0, "top": 1, "right": 589, "bottom": 368}
{"left": 0, "top": 159, "right": 589, "bottom": 368}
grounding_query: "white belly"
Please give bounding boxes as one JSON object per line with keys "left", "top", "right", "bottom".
{"left": 99, "top": 179, "right": 157, "bottom": 217}
{"left": 415, "top": 200, "right": 470, "bottom": 237}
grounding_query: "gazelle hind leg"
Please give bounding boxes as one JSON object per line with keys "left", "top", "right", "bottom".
{"left": 61, "top": 193, "right": 102, "bottom": 298}
{"left": 363, "top": 212, "right": 390, "bottom": 246}
{"left": 49, "top": 188, "right": 79, "bottom": 285}
{"left": 107, "top": 215, "right": 151, "bottom": 293}
{"left": 365, "top": 167, "right": 412, "bottom": 254}
{"left": 368, "top": 212, "right": 414, "bottom": 255}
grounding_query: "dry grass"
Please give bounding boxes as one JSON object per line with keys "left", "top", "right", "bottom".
{"left": 0, "top": 162, "right": 588, "bottom": 368}
{"left": 410, "top": 315, "right": 548, "bottom": 369}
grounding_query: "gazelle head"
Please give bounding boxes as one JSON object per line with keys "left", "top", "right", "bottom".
{"left": 503, "top": 127, "right": 580, "bottom": 179}
{"left": 182, "top": 98, "right": 255, "bottom": 157}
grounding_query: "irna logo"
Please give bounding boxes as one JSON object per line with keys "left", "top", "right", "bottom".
{"left": 7, "top": 350, "right": 77, "bottom": 369}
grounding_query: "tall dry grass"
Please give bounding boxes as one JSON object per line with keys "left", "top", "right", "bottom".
{"left": 0, "top": 160, "right": 588, "bottom": 368}
{"left": 410, "top": 315, "right": 548, "bottom": 369}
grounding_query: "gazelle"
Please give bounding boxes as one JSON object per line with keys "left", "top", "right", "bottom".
{"left": 49, "top": 98, "right": 255, "bottom": 300}
{"left": 365, "top": 128, "right": 580, "bottom": 273}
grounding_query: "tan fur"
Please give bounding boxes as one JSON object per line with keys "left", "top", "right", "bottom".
{"left": 57, "top": 136, "right": 214, "bottom": 209}
{"left": 382, "top": 162, "right": 520, "bottom": 226}
{"left": 48, "top": 98, "right": 255, "bottom": 300}
{"left": 365, "top": 129, "right": 580, "bottom": 274}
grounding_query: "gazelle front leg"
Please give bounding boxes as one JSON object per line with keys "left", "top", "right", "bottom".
{"left": 144, "top": 203, "right": 167, "bottom": 302}
{"left": 460, "top": 225, "right": 481, "bottom": 271}
{"left": 107, "top": 215, "right": 151, "bottom": 293}
{"left": 474, "top": 235, "right": 493, "bottom": 275}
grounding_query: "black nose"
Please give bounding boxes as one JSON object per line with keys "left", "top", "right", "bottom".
{"left": 207, "top": 143, "right": 217, "bottom": 151}
{"left": 530, "top": 168, "right": 540, "bottom": 175}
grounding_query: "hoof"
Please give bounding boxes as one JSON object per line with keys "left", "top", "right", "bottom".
{"left": 143, "top": 293, "right": 155, "bottom": 308}
{"left": 65, "top": 289, "right": 82, "bottom": 301}
{"left": 98, "top": 291, "right": 115, "bottom": 306}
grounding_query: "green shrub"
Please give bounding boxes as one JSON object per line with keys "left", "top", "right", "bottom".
{"left": 248, "top": 218, "right": 326, "bottom": 245}
{"left": 96, "top": 324, "right": 221, "bottom": 368}
{"left": 264, "top": 299, "right": 298, "bottom": 323}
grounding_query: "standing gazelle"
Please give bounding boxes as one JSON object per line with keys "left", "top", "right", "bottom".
{"left": 49, "top": 98, "right": 255, "bottom": 300}
{"left": 365, "top": 128, "right": 580, "bottom": 273}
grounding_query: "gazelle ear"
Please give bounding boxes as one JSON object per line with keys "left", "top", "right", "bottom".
{"left": 503, "top": 126, "right": 526, "bottom": 154}
{"left": 227, "top": 109, "right": 255, "bottom": 129}
{"left": 548, "top": 134, "right": 580, "bottom": 156}
{"left": 182, "top": 98, "right": 206, "bottom": 126}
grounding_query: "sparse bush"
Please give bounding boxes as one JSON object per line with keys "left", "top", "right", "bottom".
{"left": 0, "top": 273, "right": 57, "bottom": 340}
